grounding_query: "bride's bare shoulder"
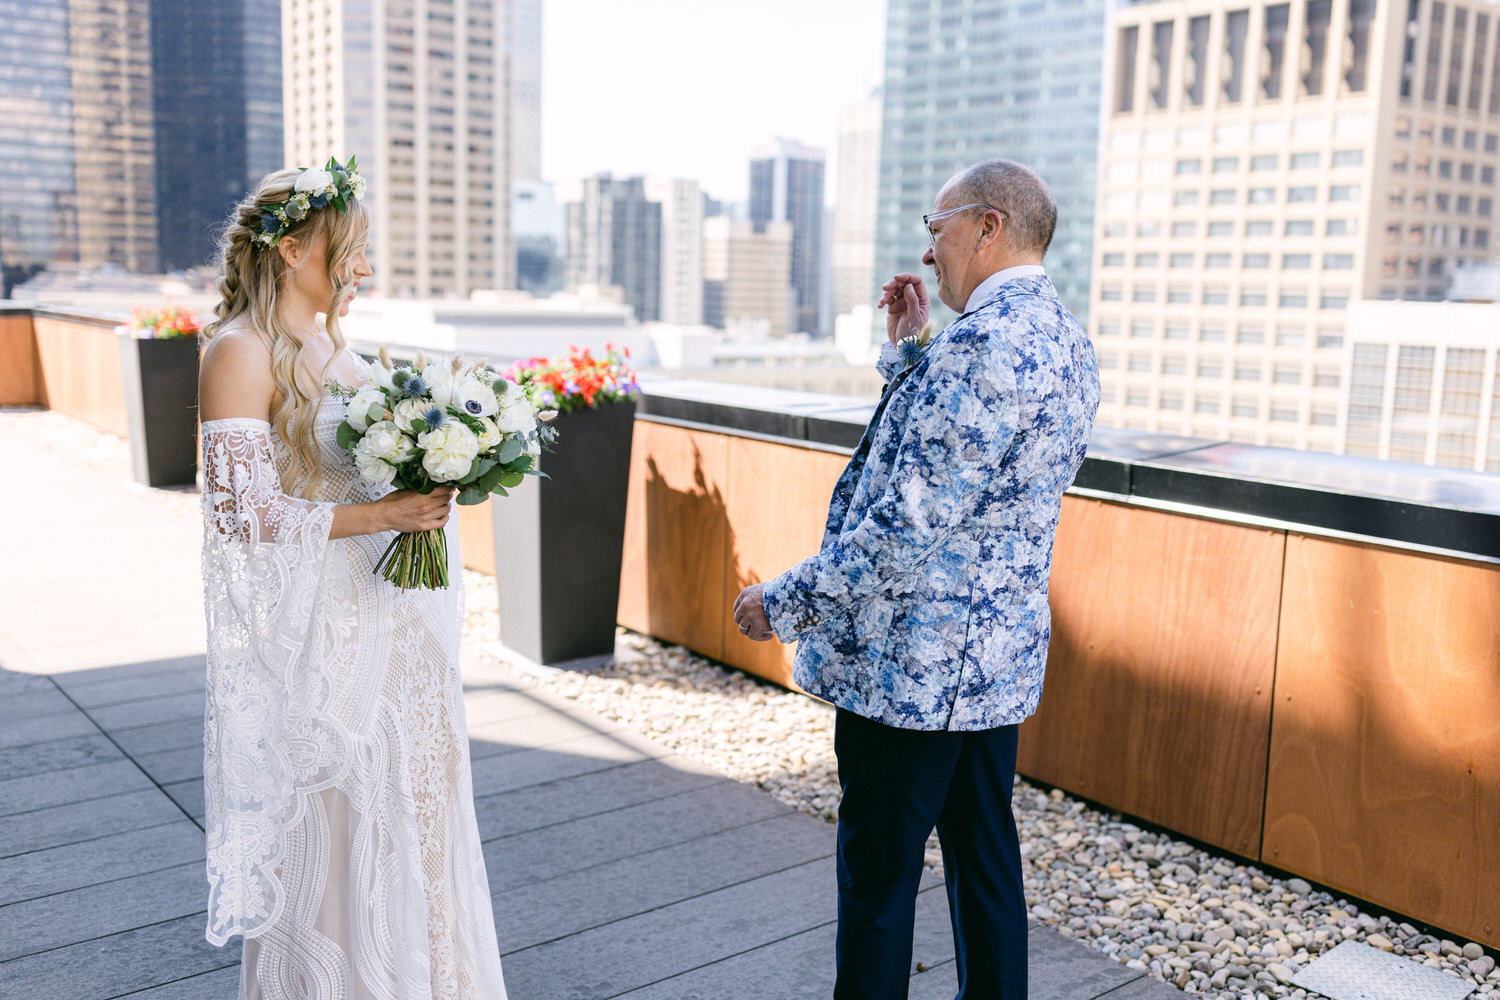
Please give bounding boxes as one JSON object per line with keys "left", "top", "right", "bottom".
{"left": 200, "top": 321, "right": 275, "bottom": 421}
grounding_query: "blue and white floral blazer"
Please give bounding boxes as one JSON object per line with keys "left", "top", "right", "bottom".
{"left": 762, "top": 274, "right": 1099, "bottom": 731}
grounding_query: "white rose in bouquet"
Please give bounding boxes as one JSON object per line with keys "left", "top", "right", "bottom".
{"left": 345, "top": 385, "right": 388, "bottom": 433}
{"left": 417, "top": 420, "right": 480, "bottom": 482}
{"left": 392, "top": 397, "right": 426, "bottom": 433}
{"left": 494, "top": 384, "right": 537, "bottom": 433}
{"left": 352, "top": 442, "right": 398, "bottom": 486}
{"left": 475, "top": 416, "right": 502, "bottom": 451}
{"left": 363, "top": 420, "right": 417, "bottom": 464}
{"left": 423, "top": 363, "right": 456, "bottom": 408}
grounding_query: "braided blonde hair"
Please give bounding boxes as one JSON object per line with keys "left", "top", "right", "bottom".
{"left": 203, "top": 168, "right": 369, "bottom": 496}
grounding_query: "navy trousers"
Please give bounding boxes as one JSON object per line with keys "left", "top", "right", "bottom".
{"left": 832, "top": 708, "right": 1026, "bottom": 1000}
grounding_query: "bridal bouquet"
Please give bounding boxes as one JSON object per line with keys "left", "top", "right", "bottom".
{"left": 333, "top": 350, "right": 555, "bottom": 590}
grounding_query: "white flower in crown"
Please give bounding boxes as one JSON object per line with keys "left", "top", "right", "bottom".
{"left": 295, "top": 167, "right": 336, "bottom": 196}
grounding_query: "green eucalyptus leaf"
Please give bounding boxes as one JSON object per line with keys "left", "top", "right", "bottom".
{"left": 457, "top": 486, "right": 488, "bottom": 506}
{"left": 499, "top": 471, "right": 525, "bottom": 488}
{"left": 497, "top": 437, "right": 523, "bottom": 464}
{"left": 336, "top": 422, "right": 360, "bottom": 450}
{"left": 411, "top": 417, "right": 429, "bottom": 436}
{"left": 475, "top": 461, "right": 506, "bottom": 494}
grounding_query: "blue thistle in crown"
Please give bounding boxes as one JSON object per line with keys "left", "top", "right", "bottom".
{"left": 253, "top": 155, "right": 367, "bottom": 249}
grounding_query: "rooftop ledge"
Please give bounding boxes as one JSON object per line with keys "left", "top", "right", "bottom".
{"left": 633, "top": 373, "right": 1500, "bottom": 564}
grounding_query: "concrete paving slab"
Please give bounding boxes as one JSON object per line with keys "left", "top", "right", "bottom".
{"left": 0, "top": 820, "right": 201, "bottom": 905}
{"left": 501, "top": 858, "right": 838, "bottom": 1000}
{"left": 0, "top": 789, "right": 186, "bottom": 858}
{"left": 0, "top": 733, "right": 122, "bottom": 781}
{"left": 86, "top": 690, "right": 205, "bottom": 733}
{"left": 160, "top": 778, "right": 205, "bottom": 822}
{"left": 493, "top": 812, "right": 836, "bottom": 953}
{"left": 0, "top": 759, "right": 155, "bottom": 818}
{"left": 0, "top": 710, "right": 102, "bottom": 750}
{"left": 467, "top": 729, "right": 669, "bottom": 798}
{"left": 131, "top": 745, "right": 203, "bottom": 785}
{"left": 113, "top": 965, "right": 241, "bottom": 999}
{"left": 45, "top": 656, "right": 205, "bottom": 692}
{"left": 0, "top": 861, "right": 204, "bottom": 962}
{"left": 0, "top": 688, "right": 76, "bottom": 723}
{"left": 63, "top": 671, "right": 204, "bottom": 711}
{"left": 1026, "top": 923, "right": 1146, "bottom": 1000}
{"left": 0, "top": 913, "right": 229, "bottom": 1000}
{"left": 483, "top": 779, "right": 794, "bottom": 892}
{"left": 471, "top": 754, "right": 726, "bottom": 840}
{"left": 108, "top": 717, "right": 203, "bottom": 757}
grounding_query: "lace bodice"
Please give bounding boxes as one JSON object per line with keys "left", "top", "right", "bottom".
{"left": 199, "top": 398, "right": 507, "bottom": 999}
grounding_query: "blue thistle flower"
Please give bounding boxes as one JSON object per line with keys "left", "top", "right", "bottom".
{"left": 898, "top": 337, "right": 925, "bottom": 368}
{"left": 309, "top": 192, "right": 329, "bottom": 209}
{"left": 423, "top": 406, "right": 446, "bottom": 428}
{"left": 404, "top": 375, "right": 428, "bottom": 398}
{"left": 259, "top": 213, "right": 281, "bottom": 234}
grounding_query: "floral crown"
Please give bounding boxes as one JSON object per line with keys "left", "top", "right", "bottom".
{"left": 254, "top": 155, "right": 366, "bottom": 249}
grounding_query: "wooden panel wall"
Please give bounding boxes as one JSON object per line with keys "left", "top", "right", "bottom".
{"left": 0, "top": 315, "right": 39, "bottom": 405}
{"left": 1265, "top": 535, "right": 1500, "bottom": 948}
{"left": 719, "top": 436, "right": 848, "bottom": 689}
{"left": 1018, "top": 497, "right": 1285, "bottom": 856}
{"left": 457, "top": 498, "right": 495, "bottom": 574}
{"left": 32, "top": 317, "right": 127, "bottom": 437}
{"left": 617, "top": 421, "right": 733, "bottom": 660}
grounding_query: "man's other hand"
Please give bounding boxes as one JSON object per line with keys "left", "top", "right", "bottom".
{"left": 732, "top": 584, "right": 776, "bottom": 642}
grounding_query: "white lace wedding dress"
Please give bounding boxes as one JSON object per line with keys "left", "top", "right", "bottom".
{"left": 200, "top": 396, "right": 508, "bottom": 1000}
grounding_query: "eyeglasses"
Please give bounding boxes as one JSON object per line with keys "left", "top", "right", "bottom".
{"left": 923, "top": 203, "right": 1004, "bottom": 242}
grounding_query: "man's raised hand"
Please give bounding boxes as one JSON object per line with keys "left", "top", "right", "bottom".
{"left": 877, "top": 273, "right": 930, "bottom": 346}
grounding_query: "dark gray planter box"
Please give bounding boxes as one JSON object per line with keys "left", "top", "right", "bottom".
{"left": 117, "top": 333, "right": 201, "bottom": 488}
{"left": 491, "top": 399, "right": 636, "bottom": 664}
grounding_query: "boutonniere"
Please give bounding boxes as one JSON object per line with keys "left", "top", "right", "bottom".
{"left": 895, "top": 321, "right": 935, "bottom": 370}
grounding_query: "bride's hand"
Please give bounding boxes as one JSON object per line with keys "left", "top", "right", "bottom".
{"left": 376, "top": 486, "right": 456, "bottom": 533}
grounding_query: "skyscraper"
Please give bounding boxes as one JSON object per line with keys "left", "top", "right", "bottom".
{"left": 561, "top": 173, "right": 702, "bottom": 325}
{"left": 283, "top": 0, "right": 513, "bottom": 298}
{"left": 1092, "top": 0, "right": 1500, "bottom": 452}
{"left": 509, "top": 0, "right": 542, "bottom": 184}
{"left": 831, "top": 90, "right": 882, "bottom": 322}
{"left": 151, "top": 0, "right": 283, "bottom": 270}
{"left": 702, "top": 216, "right": 794, "bottom": 336}
{"left": 749, "top": 138, "right": 826, "bottom": 335}
{"left": 873, "top": 0, "right": 1111, "bottom": 326}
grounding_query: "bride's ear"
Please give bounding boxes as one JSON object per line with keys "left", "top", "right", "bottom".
{"left": 277, "top": 235, "right": 304, "bottom": 270}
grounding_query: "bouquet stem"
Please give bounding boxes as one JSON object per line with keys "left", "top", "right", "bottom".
{"left": 374, "top": 528, "right": 450, "bottom": 590}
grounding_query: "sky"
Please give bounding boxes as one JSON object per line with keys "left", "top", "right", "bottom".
{"left": 540, "top": 0, "right": 887, "bottom": 206}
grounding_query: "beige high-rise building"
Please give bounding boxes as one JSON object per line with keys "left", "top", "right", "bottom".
{"left": 643, "top": 177, "right": 704, "bottom": 327}
{"left": 68, "top": 0, "right": 159, "bottom": 273}
{"left": 830, "top": 91, "right": 882, "bottom": 323}
{"left": 283, "top": 0, "right": 513, "bottom": 298}
{"left": 702, "top": 217, "right": 793, "bottom": 337}
{"left": 1093, "top": 0, "right": 1500, "bottom": 452}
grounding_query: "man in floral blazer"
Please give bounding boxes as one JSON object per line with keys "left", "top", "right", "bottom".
{"left": 734, "top": 159, "right": 1099, "bottom": 999}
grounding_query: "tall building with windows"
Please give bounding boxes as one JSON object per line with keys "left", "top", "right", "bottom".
{"left": 831, "top": 90, "right": 882, "bottom": 322}
{"left": 874, "top": 0, "right": 1112, "bottom": 330}
{"left": 283, "top": 0, "right": 513, "bottom": 298}
{"left": 1093, "top": 0, "right": 1500, "bottom": 452}
{"left": 1342, "top": 300, "right": 1500, "bottom": 470}
{"left": 749, "top": 138, "right": 826, "bottom": 335}
{"left": 151, "top": 0, "right": 283, "bottom": 270}
{"left": 508, "top": 0, "right": 541, "bottom": 183}
{"left": 702, "top": 216, "right": 793, "bottom": 336}
{"left": 1, "top": 0, "right": 159, "bottom": 289}
{"left": 560, "top": 173, "right": 702, "bottom": 325}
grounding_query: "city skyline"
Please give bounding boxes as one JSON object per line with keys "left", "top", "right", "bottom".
{"left": 538, "top": 0, "right": 884, "bottom": 205}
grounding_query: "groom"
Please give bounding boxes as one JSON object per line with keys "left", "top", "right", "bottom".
{"left": 733, "top": 159, "right": 1099, "bottom": 998}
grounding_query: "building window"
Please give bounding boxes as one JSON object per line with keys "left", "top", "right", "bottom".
{"left": 1329, "top": 184, "right": 1360, "bottom": 202}
{"left": 1103, "top": 253, "right": 1125, "bottom": 267}
{"left": 1249, "top": 187, "right": 1276, "bottom": 204}
{"left": 1195, "top": 396, "right": 1222, "bottom": 415}
{"left": 1311, "top": 407, "right": 1337, "bottom": 426}
{"left": 1172, "top": 221, "right": 1198, "bottom": 237}
{"left": 1320, "top": 290, "right": 1349, "bottom": 309}
{"left": 1174, "top": 190, "right": 1202, "bottom": 207}
{"left": 1326, "top": 218, "right": 1357, "bottom": 236}
{"left": 1323, "top": 253, "right": 1355, "bottom": 270}
{"left": 1100, "top": 284, "right": 1124, "bottom": 302}
{"left": 1161, "top": 392, "right": 1185, "bottom": 411}
{"left": 1285, "top": 220, "right": 1315, "bottom": 236}
{"left": 1202, "top": 286, "right": 1229, "bottom": 305}
{"left": 1099, "top": 321, "right": 1122, "bottom": 337}
{"left": 1176, "top": 158, "right": 1203, "bottom": 175}
{"left": 1126, "top": 390, "right": 1150, "bottom": 408}
{"left": 1279, "top": 289, "right": 1308, "bottom": 308}
{"left": 1161, "top": 355, "right": 1188, "bottom": 376}
{"left": 1246, "top": 220, "right": 1274, "bottom": 236}
{"left": 1135, "top": 252, "right": 1160, "bottom": 267}
{"left": 1208, "top": 221, "right": 1234, "bottom": 237}
{"left": 1128, "top": 353, "right": 1152, "bottom": 373}
{"left": 1283, "top": 253, "right": 1312, "bottom": 269}
{"left": 1232, "top": 397, "right": 1260, "bottom": 418}
{"left": 1165, "top": 323, "right": 1190, "bottom": 341}
{"left": 1290, "top": 152, "right": 1320, "bottom": 170}
{"left": 1150, "top": 19, "right": 1174, "bottom": 109}
{"left": 1262, "top": 3, "right": 1290, "bottom": 100}
{"left": 1273, "top": 362, "right": 1302, "bottom": 384}
{"left": 1317, "top": 329, "right": 1344, "bottom": 349}
{"left": 1133, "top": 285, "right": 1158, "bottom": 303}
{"left": 1270, "top": 404, "right": 1299, "bottom": 422}
{"left": 1131, "top": 321, "right": 1155, "bottom": 339}
{"left": 1170, "top": 253, "right": 1195, "bottom": 268}
{"left": 1223, "top": 9, "right": 1249, "bottom": 103}
{"left": 1314, "top": 366, "right": 1341, "bottom": 388}
{"left": 1097, "top": 352, "right": 1119, "bottom": 370}
{"left": 1245, "top": 252, "right": 1272, "bottom": 269}
{"left": 1287, "top": 186, "right": 1317, "bottom": 203}
{"left": 1241, "top": 287, "right": 1268, "bottom": 306}
{"left": 1200, "top": 324, "right": 1227, "bottom": 342}
{"left": 1205, "top": 252, "right": 1232, "bottom": 268}
{"left": 1185, "top": 14, "right": 1211, "bottom": 106}
{"left": 1237, "top": 327, "right": 1265, "bottom": 347}
{"left": 1331, "top": 149, "right": 1364, "bottom": 167}
{"left": 1251, "top": 154, "right": 1279, "bottom": 171}
{"left": 1137, "top": 219, "right": 1163, "bottom": 237}
{"left": 1213, "top": 155, "right": 1239, "bottom": 173}
{"left": 1167, "top": 285, "right": 1192, "bottom": 304}
{"left": 1197, "top": 358, "right": 1224, "bottom": 378}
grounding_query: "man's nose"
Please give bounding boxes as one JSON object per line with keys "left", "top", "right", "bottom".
{"left": 922, "top": 245, "right": 935, "bottom": 266}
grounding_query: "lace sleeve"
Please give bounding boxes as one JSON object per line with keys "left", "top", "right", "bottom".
{"left": 201, "top": 418, "right": 335, "bottom": 543}
{"left": 200, "top": 418, "right": 348, "bottom": 946}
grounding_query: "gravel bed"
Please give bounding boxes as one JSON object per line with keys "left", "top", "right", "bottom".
{"left": 6, "top": 407, "right": 1491, "bottom": 1000}
{"left": 460, "top": 571, "right": 1499, "bottom": 1000}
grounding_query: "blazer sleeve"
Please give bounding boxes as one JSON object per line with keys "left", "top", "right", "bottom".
{"left": 762, "top": 318, "right": 1019, "bottom": 639}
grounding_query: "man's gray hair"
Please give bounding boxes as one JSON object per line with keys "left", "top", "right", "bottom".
{"left": 950, "top": 160, "right": 1056, "bottom": 257}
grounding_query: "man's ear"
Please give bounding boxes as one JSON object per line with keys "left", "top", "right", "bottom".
{"left": 977, "top": 211, "right": 1002, "bottom": 250}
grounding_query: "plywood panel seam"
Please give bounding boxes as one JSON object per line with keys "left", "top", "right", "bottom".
{"left": 1257, "top": 529, "right": 1291, "bottom": 866}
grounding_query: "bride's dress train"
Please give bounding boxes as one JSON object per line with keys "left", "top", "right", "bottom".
{"left": 200, "top": 397, "right": 507, "bottom": 999}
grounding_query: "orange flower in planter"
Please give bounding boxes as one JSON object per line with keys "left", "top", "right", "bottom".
{"left": 503, "top": 343, "right": 639, "bottom": 414}
{"left": 129, "top": 302, "right": 202, "bottom": 339}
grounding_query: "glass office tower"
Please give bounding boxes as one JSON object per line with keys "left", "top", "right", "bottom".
{"left": 873, "top": 0, "right": 1113, "bottom": 328}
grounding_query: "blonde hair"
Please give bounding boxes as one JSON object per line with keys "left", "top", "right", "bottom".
{"left": 204, "top": 167, "right": 369, "bottom": 495}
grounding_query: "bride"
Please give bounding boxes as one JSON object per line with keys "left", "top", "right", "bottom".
{"left": 197, "top": 159, "right": 508, "bottom": 999}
